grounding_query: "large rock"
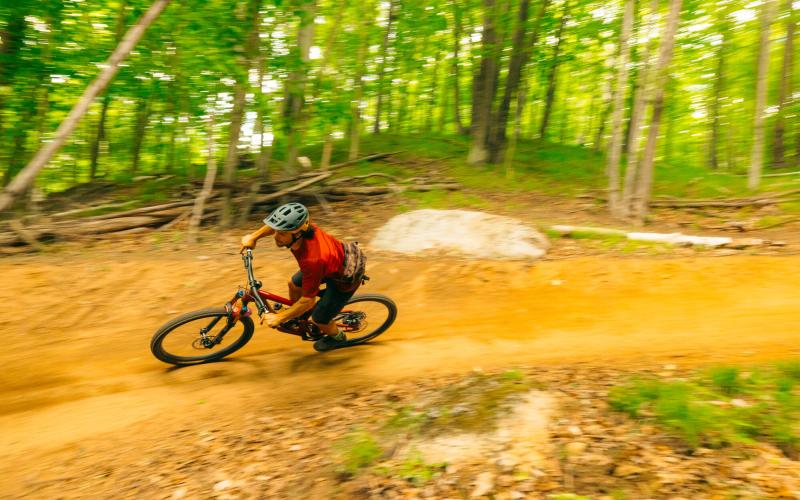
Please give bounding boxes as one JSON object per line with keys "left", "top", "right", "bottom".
{"left": 370, "top": 210, "right": 549, "bottom": 260}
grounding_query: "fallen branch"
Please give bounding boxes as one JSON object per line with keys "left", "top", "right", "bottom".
{"left": 83, "top": 199, "right": 199, "bottom": 221}
{"left": 325, "top": 173, "right": 400, "bottom": 186}
{"left": 55, "top": 216, "right": 165, "bottom": 236}
{"left": 756, "top": 217, "right": 800, "bottom": 230}
{"left": 52, "top": 200, "right": 138, "bottom": 219}
{"left": 158, "top": 209, "right": 192, "bottom": 231}
{"left": 250, "top": 172, "right": 332, "bottom": 204}
{"left": 650, "top": 198, "right": 800, "bottom": 208}
{"left": 269, "top": 151, "right": 403, "bottom": 186}
{"left": 322, "top": 183, "right": 461, "bottom": 196}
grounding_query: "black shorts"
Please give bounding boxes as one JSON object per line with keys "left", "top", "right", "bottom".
{"left": 291, "top": 271, "right": 357, "bottom": 324}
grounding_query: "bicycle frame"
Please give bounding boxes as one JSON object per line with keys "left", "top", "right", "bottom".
{"left": 222, "top": 249, "right": 292, "bottom": 322}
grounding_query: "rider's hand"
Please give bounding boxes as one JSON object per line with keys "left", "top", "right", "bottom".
{"left": 240, "top": 234, "right": 257, "bottom": 254}
{"left": 265, "top": 314, "right": 282, "bottom": 329}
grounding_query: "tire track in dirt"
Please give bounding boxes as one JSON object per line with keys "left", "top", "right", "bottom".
{"left": 1, "top": 249, "right": 800, "bottom": 472}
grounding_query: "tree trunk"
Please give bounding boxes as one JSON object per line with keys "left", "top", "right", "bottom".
{"left": 504, "top": 81, "right": 527, "bottom": 178}
{"left": 90, "top": 1, "right": 127, "bottom": 180}
{"left": 749, "top": 0, "right": 776, "bottom": 189}
{"left": 220, "top": 0, "right": 262, "bottom": 228}
{"left": 452, "top": 0, "right": 468, "bottom": 135}
{"left": 539, "top": 0, "right": 569, "bottom": 139}
{"left": 283, "top": 0, "right": 316, "bottom": 172}
{"left": 593, "top": 86, "right": 613, "bottom": 152}
{"left": 707, "top": 30, "right": 727, "bottom": 169}
{"left": 373, "top": 0, "right": 397, "bottom": 134}
{"left": 320, "top": 133, "right": 333, "bottom": 170}
{"left": 488, "top": 0, "right": 539, "bottom": 164}
{"left": 0, "top": 0, "right": 172, "bottom": 213}
{"left": 349, "top": 12, "right": 370, "bottom": 160}
{"left": 621, "top": 0, "right": 659, "bottom": 215}
{"left": 631, "top": 0, "right": 683, "bottom": 223}
{"left": 772, "top": 0, "right": 794, "bottom": 168}
{"left": 426, "top": 49, "right": 442, "bottom": 133}
{"left": 467, "top": 0, "right": 501, "bottom": 165}
{"left": 130, "top": 94, "right": 150, "bottom": 174}
{"left": 607, "top": 0, "right": 634, "bottom": 217}
{"left": 0, "top": 9, "right": 27, "bottom": 180}
{"left": 187, "top": 111, "right": 217, "bottom": 243}
{"left": 90, "top": 96, "right": 111, "bottom": 180}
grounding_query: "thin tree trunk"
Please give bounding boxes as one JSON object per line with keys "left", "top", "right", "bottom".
{"left": 373, "top": 0, "right": 397, "bottom": 134}
{"left": 593, "top": 83, "right": 613, "bottom": 153}
{"left": 90, "top": 0, "right": 127, "bottom": 180}
{"left": 3, "top": 93, "right": 35, "bottom": 187}
{"left": 349, "top": 12, "right": 370, "bottom": 160}
{"left": 631, "top": 0, "right": 683, "bottom": 222}
{"left": 221, "top": 0, "right": 262, "bottom": 228}
{"left": 320, "top": 133, "right": 333, "bottom": 170}
{"left": 504, "top": 81, "right": 527, "bottom": 178}
{"left": 772, "top": 0, "right": 794, "bottom": 168}
{"left": 0, "top": 9, "right": 27, "bottom": 182}
{"left": 708, "top": 31, "right": 727, "bottom": 169}
{"left": 621, "top": 0, "right": 659, "bottom": 215}
{"left": 283, "top": 0, "right": 315, "bottom": 172}
{"left": 607, "top": 0, "right": 634, "bottom": 217}
{"left": 90, "top": 97, "right": 111, "bottom": 179}
{"left": 488, "top": 0, "right": 536, "bottom": 163}
{"left": 0, "top": 0, "right": 172, "bottom": 212}
{"left": 187, "top": 111, "right": 216, "bottom": 243}
{"left": 426, "top": 49, "right": 442, "bottom": 133}
{"left": 468, "top": 0, "right": 501, "bottom": 165}
{"left": 452, "top": 0, "right": 468, "bottom": 135}
{"left": 749, "top": 0, "right": 776, "bottom": 189}
{"left": 539, "top": 0, "right": 569, "bottom": 139}
{"left": 130, "top": 95, "right": 150, "bottom": 174}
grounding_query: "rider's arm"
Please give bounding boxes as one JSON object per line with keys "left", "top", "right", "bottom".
{"left": 241, "top": 225, "right": 275, "bottom": 250}
{"left": 270, "top": 261, "right": 323, "bottom": 324}
{"left": 270, "top": 295, "right": 316, "bottom": 324}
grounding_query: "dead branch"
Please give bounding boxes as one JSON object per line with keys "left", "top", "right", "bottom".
{"left": 82, "top": 199, "right": 199, "bottom": 221}
{"left": 250, "top": 172, "right": 332, "bottom": 204}
{"left": 52, "top": 200, "right": 138, "bottom": 219}
{"left": 322, "top": 182, "right": 460, "bottom": 196}
{"left": 325, "top": 173, "right": 400, "bottom": 186}
{"left": 56, "top": 216, "right": 164, "bottom": 236}
{"left": 269, "top": 151, "right": 403, "bottom": 186}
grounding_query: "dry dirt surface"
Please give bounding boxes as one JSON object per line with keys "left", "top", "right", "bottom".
{"left": 1, "top": 224, "right": 800, "bottom": 498}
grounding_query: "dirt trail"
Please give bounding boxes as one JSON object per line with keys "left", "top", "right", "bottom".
{"left": 1, "top": 244, "right": 799, "bottom": 491}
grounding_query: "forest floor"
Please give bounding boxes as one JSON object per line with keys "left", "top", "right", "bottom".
{"left": 2, "top": 190, "right": 800, "bottom": 499}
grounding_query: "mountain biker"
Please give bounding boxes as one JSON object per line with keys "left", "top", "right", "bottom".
{"left": 239, "top": 202, "right": 365, "bottom": 352}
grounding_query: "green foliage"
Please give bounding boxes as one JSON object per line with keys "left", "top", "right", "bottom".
{"left": 548, "top": 494, "right": 591, "bottom": 500}
{"left": 3, "top": 0, "right": 796, "bottom": 208}
{"left": 395, "top": 449, "right": 446, "bottom": 485}
{"left": 333, "top": 429, "right": 382, "bottom": 476}
{"left": 708, "top": 366, "right": 743, "bottom": 396}
{"left": 609, "top": 362, "right": 800, "bottom": 454}
{"left": 385, "top": 371, "right": 532, "bottom": 436}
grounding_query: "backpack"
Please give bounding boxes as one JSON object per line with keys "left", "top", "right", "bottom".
{"left": 340, "top": 241, "right": 367, "bottom": 287}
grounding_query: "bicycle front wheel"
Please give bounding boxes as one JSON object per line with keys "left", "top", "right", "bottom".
{"left": 150, "top": 307, "right": 255, "bottom": 365}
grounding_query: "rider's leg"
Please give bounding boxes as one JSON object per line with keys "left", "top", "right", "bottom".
{"left": 311, "top": 280, "right": 357, "bottom": 338}
{"left": 310, "top": 318, "right": 339, "bottom": 336}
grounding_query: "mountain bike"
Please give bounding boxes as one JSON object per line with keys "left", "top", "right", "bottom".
{"left": 150, "top": 249, "right": 397, "bottom": 365}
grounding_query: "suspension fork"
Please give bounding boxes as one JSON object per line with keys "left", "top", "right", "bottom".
{"left": 201, "top": 290, "right": 253, "bottom": 347}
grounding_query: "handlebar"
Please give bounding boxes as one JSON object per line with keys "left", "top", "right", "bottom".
{"left": 242, "top": 249, "right": 269, "bottom": 315}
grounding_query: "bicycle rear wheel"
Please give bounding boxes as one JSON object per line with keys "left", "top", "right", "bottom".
{"left": 150, "top": 307, "right": 254, "bottom": 365}
{"left": 335, "top": 294, "right": 397, "bottom": 346}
